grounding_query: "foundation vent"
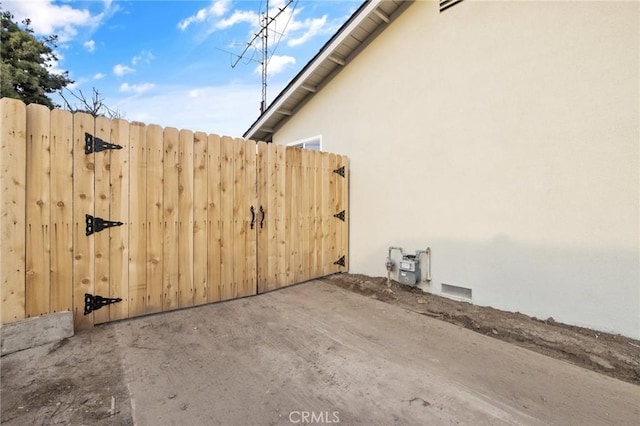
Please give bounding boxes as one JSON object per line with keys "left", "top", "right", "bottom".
{"left": 441, "top": 283, "right": 472, "bottom": 300}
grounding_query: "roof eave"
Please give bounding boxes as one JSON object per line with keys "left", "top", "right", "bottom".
{"left": 243, "top": 0, "right": 411, "bottom": 142}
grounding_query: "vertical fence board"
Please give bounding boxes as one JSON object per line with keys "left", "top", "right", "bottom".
{"left": 320, "top": 152, "right": 330, "bottom": 276}
{"left": 329, "top": 153, "right": 339, "bottom": 273}
{"left": 219, "top": 136, "right": 234, "bottom": 300}
{"left": 178, "top": 130, "right": 194, "bottom": 308}
{"left": 93, "top": 117, "right": 111, "bottom": 324}
{"left": 299, "top": 150, "right": 307, "bottom": 281}
{"left": 109, "top": 119, "right": 130, "bottom": 321}
{"left": 25, "top": 104, "right": 51, "bottom": 318}
{"left": 276, "top": 145, "right": 287, "bottom": 288}
{"left": 129, "top": 122, "right": 147, "bottom": 317}
{"left": 339, "top": 155, "right": 349, "bottom": 271}
{"left": 245, "top": 139, "right": 257, "bottom": 296}
{"left": 0, "top": 98, "right": 27, "bottom": 323}
{"left": 284, "top": 148, "right": 293, "bottom": 286}
{"left": 193, "top": 131, "right": 208, "bottom": 305}
{"left": 72, "top": 112, "right": 95, "bottom": 328}
{"left": 294, "top": 149, "right": 303, "bottom": 281}
{"left": 163, "top": 127, "right": 179, "bottom": 310}
{"left": 332, "top": 153, "right": 340, "bottom": 272}
{"left": 309, "top": 151, "right": 319, "bottom": 278}
{"left": 207, "top": 134, "right": 221, "bottom": 302}
{"left": 146, "top": 124, "right": 163, "bottom": 314}
{"left": 301, "top": 150, "right": 311, "bottom": 281}
{"left": 309, "top": 151, "right": 317, "bottom": 280}
{"left": 313, "top": 151, "right": 322, "bottom": 278}
{"left": 297, "top": 149, "right": 304, "bottom": 281}
{"left": 233, "top": 139, "right": 246, "bottom": 298}
{"left": 256, "top": 141, "right": 268, "bottom": 293}
{"left": 295, "top": 149, "right": 303, "bottom": 282}
{"left": 266, "top": 143, "right": 279, "bottom": 290}
{"left": 50, "top": 109, "right": 73, "bottom": 313}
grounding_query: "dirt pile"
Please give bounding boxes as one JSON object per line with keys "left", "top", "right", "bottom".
{"left": 325, "top": 273, "right": 640, "bottom": 385}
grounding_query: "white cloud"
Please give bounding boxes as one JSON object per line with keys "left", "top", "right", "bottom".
{"left": 178, "top": 0, "right": 231, "bottom": 30}
{"left": 178, "top": 0, "right": 339, "bottom": 51}
{"left": 94, "top": 73, "right": 106, "bottom": 80}
{"left": 132, "top": 51, "right": 155, "bottom": 65}
{"left": 216, "top": 10, "right": 259, "bottom": 30}
{"left": 84, "top": 40, "right": 96, "bottom": 52}
{"left": 287, "top": 15, "right": 328, "bottom": 47}
{"left": 3, "top": 0, "right": 112, "bottom": 43}
{"left": 113, "top": 64, "right": 135, "bottom": 76}
{"left": 119, "top": 83, "right": 156, "bottom": 94}
{"left": 256, "top": 55, "right": 296, "bottom": 76}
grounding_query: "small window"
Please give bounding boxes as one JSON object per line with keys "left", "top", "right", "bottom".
{"left": 288, "top": 135, "right": 322, "bottom": 151}
{"left": 440, "top": 0, "right": 464, "bottom": 12}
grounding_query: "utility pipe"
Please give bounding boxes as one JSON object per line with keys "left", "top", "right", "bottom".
{"left": 413, "top": 247, "right": 432, "bottom": 283}
{"left": 386, "top": 246, "right": 404, "bottom": 284}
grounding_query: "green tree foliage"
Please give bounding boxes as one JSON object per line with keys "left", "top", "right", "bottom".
{"left": 1, "top": 9, "right": 72, "bottom": 108}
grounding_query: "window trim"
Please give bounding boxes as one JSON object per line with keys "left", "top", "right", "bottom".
{"left": 287, "top": 135, "right": 322, "bottom": 151}
{"left": 440, "top": 0, "right": 464, "bottom": 12}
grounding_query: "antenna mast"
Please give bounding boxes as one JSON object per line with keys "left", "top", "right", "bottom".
{"left": 261, "top": 0, "right": 269, "bottom": 114}
{"left": 231, "top": 0, "right": 293, "bottom": 114}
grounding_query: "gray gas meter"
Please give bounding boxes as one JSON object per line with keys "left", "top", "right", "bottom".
{"left": 387, "top": 246, "right": 432, "bottom": 287}
{"left": 398, "top": 255, "right": 420, "bottom": 286}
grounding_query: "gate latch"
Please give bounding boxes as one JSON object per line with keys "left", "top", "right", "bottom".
{"left": 84, "top": 293, "right": 122, "bottom": 315}
{"left": 86, "top": 214, "right": 123, "bottom": 236}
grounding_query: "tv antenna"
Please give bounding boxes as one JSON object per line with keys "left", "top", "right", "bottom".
{"left": 232, "top": 0, "right": 294, "bottom": 113}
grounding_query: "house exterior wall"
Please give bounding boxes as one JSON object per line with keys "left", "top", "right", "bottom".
{"left": 271, "top": 1, "right": 639, "bottom": 338}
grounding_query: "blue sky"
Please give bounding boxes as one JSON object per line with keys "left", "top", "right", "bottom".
{"left": 3, "top": 0, "right": 360, "bottom": 136}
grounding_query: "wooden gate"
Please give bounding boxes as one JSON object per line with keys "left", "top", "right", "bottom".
{"left": 256, "top": 144, "right": 348, "bottom": 292}
{"left": 0, "top": 99, "right": 348, "bottom": 329}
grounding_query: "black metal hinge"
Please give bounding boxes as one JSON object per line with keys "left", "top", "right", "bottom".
{"left": 85, "top": 133, "right": 123, "bottom": 154}
{"left": 333, "top": 166, "right": 345, "bottom": 177}
{"left": 333, "top": 210, "right": 345, "bottom": 221}
{"left": 84, "top": 293, "right": 122, "bottom": 315}
{"left": 334, "top": 256, "right": 346, "bottom": 267}
{"left": 86, "top": 214, "right": 123, "bottom": 236}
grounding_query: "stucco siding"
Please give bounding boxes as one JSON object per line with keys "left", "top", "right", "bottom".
{"left": 272, "top": 1, "right": 640, "bottom": 338}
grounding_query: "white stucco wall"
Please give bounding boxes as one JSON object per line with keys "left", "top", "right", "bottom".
{"left": 271, "top": 1, "right": 639, "bottom": 338}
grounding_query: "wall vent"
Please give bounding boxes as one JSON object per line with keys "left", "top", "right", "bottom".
{"left": 441, "top": 283, "right": 472, "bottom": 300}
{"left": 440, "top": 0, "right": 464, "bottom": 12}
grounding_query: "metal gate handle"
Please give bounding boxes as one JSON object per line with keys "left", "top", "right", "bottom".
{"left": 259, "top": 205, "right": 265, "bottom": 229}
{"left": 250, "top": 206, "right": 256, "bottom": 230}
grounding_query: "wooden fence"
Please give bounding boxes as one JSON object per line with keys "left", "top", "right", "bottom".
{"left": 0, "top": 98, "right": 348, "bottom": 329}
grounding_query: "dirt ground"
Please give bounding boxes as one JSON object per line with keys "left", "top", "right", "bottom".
{"left": 1, "top": 273, "right": 639, "bottom": 425}
{"left": 325, "top": 274, "right": 640, "bottom": 385}
{"left": 1, "top": 325, "right": 132, "bottom": 425}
